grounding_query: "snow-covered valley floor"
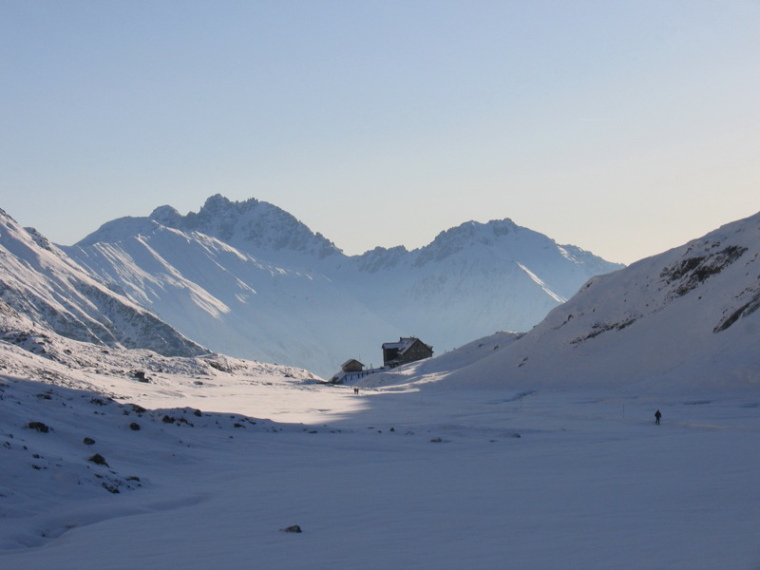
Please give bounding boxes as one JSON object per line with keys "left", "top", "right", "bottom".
{"left": 2, "top": 366, "right": 759, "bottom": 570}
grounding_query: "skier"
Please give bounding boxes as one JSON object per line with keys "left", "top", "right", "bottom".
{"left": 655, "top": 409, "right": 662, "bottom": 425}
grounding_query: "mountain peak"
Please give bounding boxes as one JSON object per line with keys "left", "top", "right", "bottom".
{"left": 163, "top": 195, "right": 342, "bottom": 262}
{"left": 414, "top": 218, "right": 549, "bottom": 266}
{"left": 76, "top": 217, "right": 162, "bottom": 247}
{"left": 428, "top": 219, "right": 520, "bottom": 249}
{"left": 149, "top": 205, "right": 183, "bottom": 226}
{"left": 430, "top": 219, "right": 519, "bottom": 247}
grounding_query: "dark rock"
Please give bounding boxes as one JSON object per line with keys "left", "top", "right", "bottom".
{"left": 88, "top": 453, "right": 109, "bottom": 466}
{"left": 129, "top": 422, "right": 141, "bottom": 431}
{"left": 281, "top": 525, "right": 302, "bottom": 533}
{"left": 83, "top": 437, "right": 96, "bottom": 445}
{"left": 27, "top": 421, "right": 50, "bottom": 433}
{"left": 133, "top": 371, "right": 151, "bottom": 383}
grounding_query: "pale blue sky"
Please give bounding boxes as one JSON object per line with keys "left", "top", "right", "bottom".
{"left": 2, "top": 1, "right": 759, "bottom": 264}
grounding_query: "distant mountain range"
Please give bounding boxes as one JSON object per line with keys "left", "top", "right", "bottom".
{"left": 59, "top": 195, "right": 622, "bottom": 376}
{"left": 2, "top": 198, "right": 757, "bottom": 390}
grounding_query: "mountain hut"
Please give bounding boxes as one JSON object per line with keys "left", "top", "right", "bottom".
{"left": 381, "top": 337, "right": 433, "bottom": 368}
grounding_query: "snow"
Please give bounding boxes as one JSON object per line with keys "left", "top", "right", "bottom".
{"left": 1, "top": 203, "right": 759, "bottom": 568}
{"left": 2, "top": 342, "right": 759, "bottom": 569}
{"left": 2, "top": 277, "right": 760, "bottom": 570}
{"left": 430, "top": 211, "right": 760, "bottom": 392}
{"left": 0, "top": 209, "right": 204, "bottom": 358}
{"left": 517, "top": 262, "right": 567, "bottom": 303}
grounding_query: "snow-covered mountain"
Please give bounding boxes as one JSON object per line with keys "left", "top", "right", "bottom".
{"left": 335, "top": 218, "right": 620, "bottom": 355}
{"left": 364, "top": 211, "right": 760, "bottom": 392}
{"left": 2, "top": 205, "right": 759, "bottom": 569}
{"left": 2, "top": 254, "right": 760, "bottom": 569}
{"left": 67, "top": 219, "right": 398, "bottom": 376}
{"left": 0, "top": 209, "right": 204, "bottom": 357}
{"left": 146, "top": 194, "right": 342, "bottom": 267}
{"left": 64, "top": 195, "right": 622, "bottom": 377}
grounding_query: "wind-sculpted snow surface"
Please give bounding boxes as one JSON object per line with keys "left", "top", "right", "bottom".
{"left": 430, "top": 211, "right": 760, "bottom": 391}
{"left": 0, "top": 210, "right": 205, "bottom": 358}
{"left": 65, "top": 195, "right": 622, "bottom": 377}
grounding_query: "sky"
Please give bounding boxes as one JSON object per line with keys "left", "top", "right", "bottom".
{"left": 1, "top": 1, "right": 759, "bottom": 265}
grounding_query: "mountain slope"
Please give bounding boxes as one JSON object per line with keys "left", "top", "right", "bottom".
{"left": 0, "top": 209, "right": 204, "bottom": 357}
{"left": 67, "top": 219, "right": 398, "bottom": 376}
{"left": 429, "top": 211, "right": 760, "bottom": 391}
{"left": 337, "top": 218, "right": 622, "bottom": 352}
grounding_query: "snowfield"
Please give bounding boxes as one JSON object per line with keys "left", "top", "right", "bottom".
{"left": 2, "top": 339, "right": 759, "bottom": 570}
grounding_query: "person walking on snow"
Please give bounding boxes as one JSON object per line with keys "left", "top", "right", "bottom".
{"left": 655, "top": 409, "right": 662, "bottom": 425}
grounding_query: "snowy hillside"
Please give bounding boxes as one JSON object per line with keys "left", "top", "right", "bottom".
{"left": 67, "top": 219, "right": 399, "bottom": 376}
{"left": 379, "top": 211, "right": 760, "bottom": 392}
{"left": 337, "top": 218, "right": 622, "bottom": 354}
{"left": 64, "top": 195, "right": 622, "bottom": 376}
{"left": 2, "top": 284, "right": 760, "bottom": 569}
{"left": 0, "top": 209, "right": 204, "bottom": 357}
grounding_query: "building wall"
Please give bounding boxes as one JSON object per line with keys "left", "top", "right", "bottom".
{"left": 399, "top": 341, "right": 433, "bottom": 364}
{"left": 383, "top": 348, "right": 399, "bottom": 366}
{"left": 342, "top": 360, "right": 364, "bottom": 372}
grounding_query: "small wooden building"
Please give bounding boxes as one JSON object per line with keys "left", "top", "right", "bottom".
{"left": 382, "top": 337, "right": 433, "bottom": 368}
{"left": 341, "top": 359, "right": 365, "bottom": 373}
